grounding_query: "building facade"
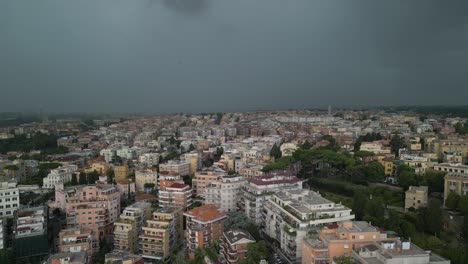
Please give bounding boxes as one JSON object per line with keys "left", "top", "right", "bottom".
{"left": 263, "top": 189, "right": 354, "bottom": 263}
{"left": 184, "top": 204, "right": 227, "bottom": 258}
{"left": 139, "top": 207, "right": 184, "bottom": 261}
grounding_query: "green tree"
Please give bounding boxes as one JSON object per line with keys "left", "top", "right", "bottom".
{"left": 364, "top": 161, "right": 385, "bottom": 182}
{"left": 0, "top": 249, "right": 14, "bottom": 264}
{"left": 424, "top": 171, "right": 446, "bottom": 193}
{"left": 353, "top": 192, "right": 368, "bottom": 220}
{"left": 418, "top": 200, "right": 443, "bottom": 235}
{"left": 457, "top": 195, "right": 468, "bottom": 214}
{"left": 71, "top": 173, "right": 78, "bottom": 185}
{"left": 445, "top": 192, "right": 460, "bottom": 209}
{"left": 354, "top": 150, "right": 375, "bottom": 158}
{"left": 78, "top": 172, "right": 87, "bottom": 185}
{"left": 364, "top": 197, "right": 385, "bottom": 226}
{"left": 144, "top": 183, "right": 155, "bottom": 192}
{"left": 106, "top": 168, "right": 114, "bottom": 184}
{"left": 188, "top": 144, "right": 196, "bottom": 152}
{"left": 269, "top": 143, "right": 282, "bottom": 159}
{"left": 334, "top": 256, "right": 352, "bottom": 264}
{"left": 240, "top": 241, "right": 268, "bottom": 264}
{"left": 398, "top": 170, "right": 418, "bottom": 190}
{"left": 301, "top": 140, "right": 312, "bottom": 150}
{"left": 390, "top": 134, "right": 406, "bottom": 156}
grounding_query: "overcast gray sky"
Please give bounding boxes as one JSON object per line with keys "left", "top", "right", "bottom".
{"left": 1, "top": 0, "right": 467, "bottom": 113}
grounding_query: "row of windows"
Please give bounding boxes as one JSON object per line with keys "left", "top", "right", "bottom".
{"left": 0, "top": 197, "right": 17, "bottom": 202}
{"left": 0, "top": 191, "right": 17, "bottom": 196}
{"left": 0, "top": 204, "right": 18, "bottom": 209}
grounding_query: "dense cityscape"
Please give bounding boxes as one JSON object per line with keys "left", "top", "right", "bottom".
{"left": 0, "top": 108, "right": 467, "bottom": 264}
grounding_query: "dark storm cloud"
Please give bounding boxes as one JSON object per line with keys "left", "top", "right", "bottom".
{"left": 0, "top": 0, "right": 467, "bottom": 113}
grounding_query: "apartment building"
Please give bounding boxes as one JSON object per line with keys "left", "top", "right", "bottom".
{"left": 239, "top": 164, "right": 264, "bottom": 180}
{"left": 399, "top": 154, "right": 428, "bottom": 175}
{"left": 43, "top": 164, "right": 78, "bottom": 189}
{"left": 204, "top": 175, "right": 246, "bottom": 213}
{"left": 182, "top": 152, "right": 202, "bottom": 175}
{"left": 13, "top": 206, "right": 49, "bottom": 262}
{"left": 158, "top": 183, "right": 193, "bottom": 210}
{"left": 193, "top": 168, "right": 227, "bottom": 196}
{"left": 47, "top": 251, "right": 88, "bottom": 264}
{"left": 58, "top": 228, "right": 96, "bottom": 259}
{"left": 242, "top": 173, "right": 304, "bottom": 225}
{"left": 351, "top": 240, "right": 450, "bottom": 264}
{"left": 301, "top": 221, "right": 397, "bottom": 264}
{"left": 360, "top": 142, "right": 391, "bottom": 155}
{"left": 184, "top": 204, "right": 227, "bottom": 257}
{"left": 66, "top": 184, "right": 120, "bottom": 240}
{"left": 115, "top": 165, "right": 129, "bottom": 181}
{"left": 114, "top": 202, "right": 152, "bottom": 253}
{"left": 405, "top": 186, "right": 428, "bottom": 210}
{"left": 87, "top": 162, "right": 108, "bottom": 176}
{"left": 444, "top": 172, "right": 468, "bottom": 204}
{"left": 159, "top": 160, "right": 190, "bottom": 176}
{"left": 105, "top": 251, "right": 144, "bottom": 264}
{"left": 263, "top": 189, "right": 354, "bottom": 263}
{"left": 116, "top": 179, "right": 136, "bottom": 200}
{"left": 135, "top": 169, "right": 158, "bottom": 192}
{"left": 219, "top": 229, "right": 255, "bottom": 264}
{"left": 434, "top": 163, "right": 468, "bottom": 174}
{"left": 139, "top": 153, "right": 160, "bottom": 168}
{"left": 443, "top": 151, "right": 463, "bottom": 164}
{"left": 0, "top": 181, "right": 20, "bottom": 217}
{"left": 139, "top": 207, "right": 184, "bottom": 261}
{"left": 432, "top": 138, "right": 468, "bottom": 164}
{"left": 158, "top": 171, "right": 183, "bottom": 191}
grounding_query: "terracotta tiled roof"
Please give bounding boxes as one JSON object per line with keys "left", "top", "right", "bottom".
{"left": 169, "top": 182, "right": 187, "bottom": 189}
{"left": 184, "top": 204, "right": 226, "bottom": 223}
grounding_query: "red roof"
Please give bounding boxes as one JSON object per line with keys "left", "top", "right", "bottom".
{"left": 169, "top": 182, "right": 188, "bottom": 189}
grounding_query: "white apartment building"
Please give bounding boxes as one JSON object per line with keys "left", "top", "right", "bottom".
{"left": 135, "top": 170, "right": 158, "bottom": 192}
{"left": 14, "top": 206, "right": 47, "bottom": 238}
{"left": 0, "top": 181, "right": 20, "bottom": 218}
{"left": 43, "top": 165, "right": 78, "bottom": 189}
{"left": 204, "top": 175, "right": 246, "bottom": 213}
{"left": 116, "top": 147, "right": 138, "bottom": 160}
{"left": 100, "top": 149, "right": 116, "bottom": 163}
{"left": 434, "top": 163, "right": 468, "bottom": 174}
{"left": 242, "top": 174, "right": 304, "bottom": 225}
{"left": 263, "top": 189, "right": 354, "bottom": 263}
{"left": 138, "top": 153, "right": 160, "bottom": 168}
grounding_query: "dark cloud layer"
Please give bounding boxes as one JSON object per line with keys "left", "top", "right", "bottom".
{"left": 0, "top": 0, "right": 467, "bottom": 113}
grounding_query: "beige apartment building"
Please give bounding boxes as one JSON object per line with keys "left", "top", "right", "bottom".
{"left": 135, "top": 169, "right": 158, "bottom": 192}
{"left": 57, "top": 228, "right": 96, "bottom": 260}
{"left": 158, "top": 183, "right": 193, "bottom": 210}
{"left": 219, "top": 230, "right": 255, "bottom": 264}
{"left": 114, "top": 202, "right": 152, "bottom": 253}
{"left": 405, "top": 186, "right": 428, "bottom": 210}
{"left": 115, "top": 165, "right": 129, "bottom": 181}
{"left": 444, "top": 172, "right": 468, "bottom": 204}
{"left": 139, "top": 207, "right": 184, "bottom": 261}
{"left": 159, "top": 160, "right": 190, "bottom": 176}
{"left": 193, "top": 168, "right": 226, "bottom": 196}
{"left": 302, "top": 221, "right": 397, "bottom": 264}
{"left": 184, "top": 204, "right": 227, "bottom": 258}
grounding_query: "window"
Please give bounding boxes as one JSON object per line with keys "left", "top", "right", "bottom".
{"left": 344, "top": 244, "right": 349, "bottom": 249}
